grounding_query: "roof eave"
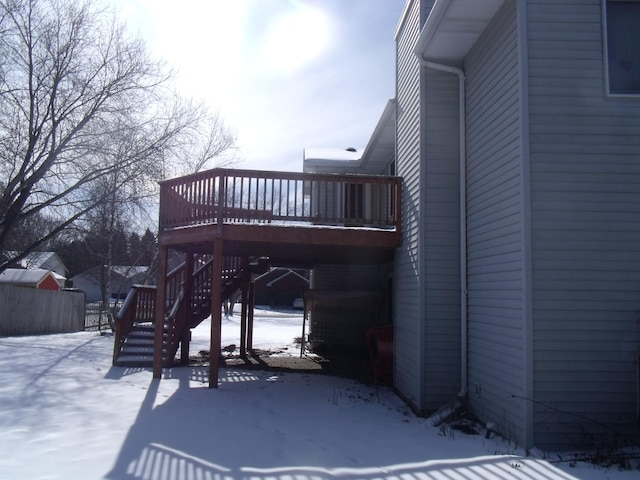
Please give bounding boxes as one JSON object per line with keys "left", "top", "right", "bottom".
{"left": 414, "top": 0, "right": 507, "bottom": 65}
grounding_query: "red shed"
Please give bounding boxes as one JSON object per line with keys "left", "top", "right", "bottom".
{"left": 0, "top": 268, "right": 63, "bottom": 291}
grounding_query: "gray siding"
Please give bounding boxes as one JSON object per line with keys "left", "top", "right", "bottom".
{"left": 422, "top": 69, "right": 462, "bottom": 407}
{"left": 464, "top": 1, "right": 527, "bottom": 443}
{"left": 394, "top": 0, "right": 426, "bottom": 410}
{"left": 527, "top": 0, "right": 640, "bottom": 450}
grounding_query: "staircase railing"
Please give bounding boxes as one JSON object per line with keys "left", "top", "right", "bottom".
{"left": 113, "top": 284, "right": 156, "bottom": 362}
{"left": 113, "top": 254, "right": 250, "bottom": 366}
{"left": 163, "top": 290, "right": 186, "bottom": 364}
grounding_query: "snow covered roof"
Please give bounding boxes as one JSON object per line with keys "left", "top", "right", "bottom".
{"left": 4, "top": 251, "right": 67, "bottom": 275}
{"left": 110, "top": 266, "right": 148, "bottom": 278}
{"left": 304, "top": 147, "right": 362, "bottom": 162}
{"left": 302, "top": 147, "right": 363, "bottom": 174}
{"left": 302, "top": 99, "right": 396, "bottom": 175}
{"left": 0, "top": 268, "right": 64, "bottom": 288}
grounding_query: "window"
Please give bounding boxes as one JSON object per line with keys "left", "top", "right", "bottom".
{"left": 605, "top": 1, "right": 640, "bottom": 95}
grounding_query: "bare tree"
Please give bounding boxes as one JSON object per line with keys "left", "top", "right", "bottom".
{"left": 0, "top": 0, "right": 237, "bottom": 272}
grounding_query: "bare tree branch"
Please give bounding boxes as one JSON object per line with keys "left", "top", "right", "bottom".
{"left": 0, "top": 0, "right": 238, "bottom": 272}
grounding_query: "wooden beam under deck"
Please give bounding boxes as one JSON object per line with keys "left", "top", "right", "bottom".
{"left": 159, "top": 223, "right": 399, "bottom": 266}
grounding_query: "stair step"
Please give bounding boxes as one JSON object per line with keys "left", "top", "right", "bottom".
{"left": 120, "top": 345, "right": 154, "bottom": 355}
{"left": 127, "top": 327, "right": 168, "bottom": 337}
{"left": 122, "top": 341, "right": 167, "bottom": 349}
{"left": 115, "top": 352, "right": 170, "bottom": 367}
{"left": 126, "top": 332, "right": 166, "bottom": 341}
{"left": 121, "top": 343, "right": 167, "bottom": 352}
{"left": 114, "top": 354, "right": 153, "bottom": 367}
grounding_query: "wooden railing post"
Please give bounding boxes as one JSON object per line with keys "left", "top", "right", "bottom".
{"left": 216, "top": 171, "right": 225, "bottom": 234}
{"left": 394, "top": 177, "right": 402, "bottom": 235}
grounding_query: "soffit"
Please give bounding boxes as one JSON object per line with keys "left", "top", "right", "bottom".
{"left": 415, "top": 0, "right": 507, "bottom": 64}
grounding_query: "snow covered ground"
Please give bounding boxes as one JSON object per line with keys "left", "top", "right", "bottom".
{"left": 0, "top": 308, "right": 637, "bottom": 479}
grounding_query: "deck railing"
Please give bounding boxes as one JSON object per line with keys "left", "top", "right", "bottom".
{"left": 159, "top": 168, "right": 401, "bottom": 231}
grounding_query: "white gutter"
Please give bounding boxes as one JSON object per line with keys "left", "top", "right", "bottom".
{"left": 415, "top": 56, "right": 468, "bottom": 397}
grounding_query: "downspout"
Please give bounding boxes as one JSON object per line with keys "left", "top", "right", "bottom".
{"left": 415, "top": 57, "right": 468, "bottom": 397}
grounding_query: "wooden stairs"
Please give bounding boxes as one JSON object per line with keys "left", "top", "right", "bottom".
{"left": 113, "top": 256, "right": 268, "bottom": 368}
{"left": 114, "top": 323, "right": 160, "bottom": 367}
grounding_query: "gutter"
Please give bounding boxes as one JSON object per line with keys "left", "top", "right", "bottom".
{"left": 415, "top": 56, "right": 468, "bottom": 397}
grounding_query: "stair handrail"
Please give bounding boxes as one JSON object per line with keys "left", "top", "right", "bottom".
{"left": 113, "top": 254, "right": 253, "bottom": 367}
{"left": 113, "top": 284, "right": 157, "bottom": 364}
{"left": 165, "top": 290, "right": 187, "bottom": 364}
{"left": 167, "top": 289, "right": 185, "bottom": 321}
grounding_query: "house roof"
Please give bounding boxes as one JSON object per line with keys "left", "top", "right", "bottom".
{"left": 110, "top": 266, "right": 148, "bottom": 278}
{"left": 4, "top": 251, "right": 67, "bottom": 274}
{"left": 303, "top": 99, "right": 396, "bottom": 175}
{"left": 302, "top": 147, "right": 363, "bottom": 174}
{"left": 414, "top": 0, "right": 507, "bottom": 64}
{"left": 358, "top": 99, "right": 396, "bottom": 174}
{"left": 0, "top": 268, "right": 63, "bottom": 287}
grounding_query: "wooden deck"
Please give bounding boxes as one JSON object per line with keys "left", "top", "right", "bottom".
{"left": 153, "top": 168, "right": 402, "bottom": 387}
{"left": 159, "top": 168, "right": 402, "bottom": 264}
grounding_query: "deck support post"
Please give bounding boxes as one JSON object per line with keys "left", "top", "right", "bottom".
{"left": 180, "top": 253, "right": 194, "bottom": 365}
{"left": 239, "top": 258, "right": 249, "bottom": 357}
{"left": 247, "top": 281, "right": 255, "bottom": 352}
{"left": 209, "top": 238, "right": 224, "bottom": 388}
{"left": 153, "top": 245, "right": 169, "bottom": 378}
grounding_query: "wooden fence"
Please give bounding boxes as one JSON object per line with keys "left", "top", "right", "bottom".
{"left": 0, "top": 285, "right": 85, "bottom": 336}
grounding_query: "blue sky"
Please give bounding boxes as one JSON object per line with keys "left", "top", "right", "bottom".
{"left": 109, "top": 0, "right": 405, "bottom": 172}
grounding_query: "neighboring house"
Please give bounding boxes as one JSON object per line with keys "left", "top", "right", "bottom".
{"left": 253, "top": 268, "right": 310, "bottom": 308}
{"left": 71, "top": 265, "right": 149, "bottom": 303}
{"left": 304, "top": 99, "right": 396, "bottom": 177}
{"left": 0, "top": 268, "right": 64, "bottom": 291}
{"left": 391, "top": 0, "right": 640, "bottom": 450}
{"left": 4, "top": 251, "right": 67, "bottom": 278}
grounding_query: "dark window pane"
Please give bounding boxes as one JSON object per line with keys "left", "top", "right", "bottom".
{"left": 607, "top": 2, "right": 640, "bottom": 94}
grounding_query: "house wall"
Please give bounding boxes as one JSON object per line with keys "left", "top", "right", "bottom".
{"left": 394, "top": 0, "right": 428, "bottom": 411}
{"left": 38, "top": 254, "right": 67, "bottom": 278}
{"left": 527, "top": 0, "right": 640, "bottom": 450}
{"left": 421, "top": 68, "right": 462, "bottom": 408}
{"left": 464, "top": 1, "right": 528, "bottom": 443}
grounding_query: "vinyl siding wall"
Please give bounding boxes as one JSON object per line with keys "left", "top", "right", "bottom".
{"left": 394, "top": 0, "right": 427, "bottom": 410}
{"left": 422, "top": 69, "right": 462, "bottom": 408}
{"left": 464, "top": 1, "right": 527, "bottom": 443}
{"left": 527, "top": 0, "right": 640, "bottom": 450}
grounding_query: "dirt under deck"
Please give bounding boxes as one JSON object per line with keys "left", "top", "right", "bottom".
{"left": 188, "top": 348, "right": 378, "bottom": 384}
